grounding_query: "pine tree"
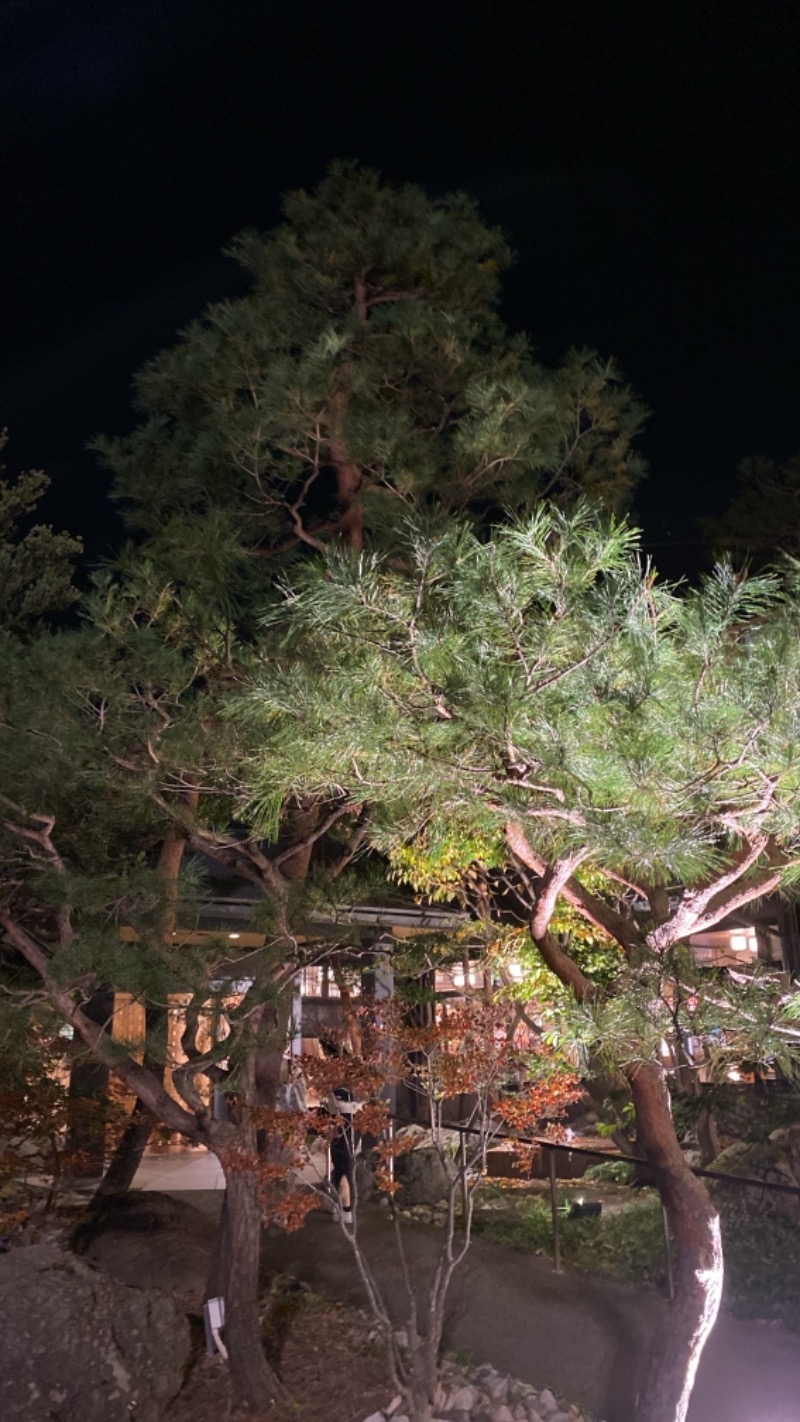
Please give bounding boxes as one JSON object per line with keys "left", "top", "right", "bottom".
{"left": 0, "top": 432, "right": 82, "bottom": 632}
{"left": 241, "top": 506, "right": 800, "bottom": 1422}
{"left": 95, "top": 161, "right": 646, "bottom": 578}
{"left": 0, "top": 165, "right": 649, "bottom": 1410}
{"left": 705, "top": 452, "right": 800, "bottom": 565}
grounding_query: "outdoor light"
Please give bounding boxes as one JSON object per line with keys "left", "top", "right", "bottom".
{"left": 568, "top": 1198, "right": 602, "bottom": 1219}
{"left": 228, "top": 932, "right": 240, "bottom": 939}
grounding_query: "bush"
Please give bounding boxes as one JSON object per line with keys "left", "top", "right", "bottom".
{"left": 474, "top": 1192, "right": 666, "bottom": 1286}
{"left": 583, "top": 1159, "right": 634, "bottom": 1185}
{"left": 475, "top": 1190, "right": 800, "bottom": 1327}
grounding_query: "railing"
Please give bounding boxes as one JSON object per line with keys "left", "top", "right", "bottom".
{"left": 388, "top": 1113, "right": 800, "bottom": 1302}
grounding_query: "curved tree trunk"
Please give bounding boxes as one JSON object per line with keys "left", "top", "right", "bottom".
{"left": 92, "top": 1099, "right": 154, "bottom": 1200}
{"left": 628, "top": 1060, "right": 724, "bottom": 1422}
{"left": 94, "top": 815, "right": 193, "bottom": 1198}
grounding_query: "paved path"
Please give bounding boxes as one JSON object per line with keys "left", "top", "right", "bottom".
{"left": 155, "top": 1179, "right": 800, "bottom": 1422}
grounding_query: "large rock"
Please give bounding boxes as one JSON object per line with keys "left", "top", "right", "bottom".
{"left": 72, "top": 1190, "right": 215, "bottom": 1311}
{"left": 394, "top": 1145, "right": 454, "bottom": 1207}
{"left": 710, "top": 1127, "right": 800, "bottom": 1224}
{"left": 0, "top": 1243, "right": 189, "bottom": 1422}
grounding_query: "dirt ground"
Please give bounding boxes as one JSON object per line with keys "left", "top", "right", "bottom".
{"left": 167, "top": 1296, "right": 392, "bottom": 1422}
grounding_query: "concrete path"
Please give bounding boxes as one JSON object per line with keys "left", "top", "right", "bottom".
{"left": 144, "top": 1162, "right": 800, "bottom": 1422}
{"left": 132, "top": 1146, "right": 224, "bottom": 1191}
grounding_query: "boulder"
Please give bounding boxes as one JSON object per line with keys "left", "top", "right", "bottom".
{"left": 710, "top": 1128, "right": 800, "bottom": 1225}
{"left": 0, "top": 1243, "right": 189, "bottom": 1422}
{"left": 394, "top": 1146, "right": 454, "bottom": 1207}
{"left": 72, "top": 1190, "right": 215, "bottom": 1311}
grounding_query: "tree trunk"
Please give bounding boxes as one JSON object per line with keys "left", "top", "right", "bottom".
{"left": 91, "top": 1100, "right": 154, "bottom": 1200}
{"left": 215, "top": 1162, "right": 286, "bottom": 1412}
{"left": 406, "top": 1333, "right": 438, "bottom": 1422}
{"left": 65, "top": 989, "right": 114, "bottom": 1176}
{"left": 628, "top": 1060, "right": 724, "bottom": 1422}
{"left": 92, "top": 1004, "right": 167, "bottom": 1202}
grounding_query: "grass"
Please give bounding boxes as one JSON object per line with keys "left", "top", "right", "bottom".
{"left": 473, "top": 1188, "right": 800, "bottom": 1328}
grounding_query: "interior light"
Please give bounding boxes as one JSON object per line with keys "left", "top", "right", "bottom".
{"left": 730, "top": 933, "right": 748, "bottom": 951}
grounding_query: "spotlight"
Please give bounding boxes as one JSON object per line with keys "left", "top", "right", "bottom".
{"left": 569, "top": 1199, "right": 602, "bottom": 1219}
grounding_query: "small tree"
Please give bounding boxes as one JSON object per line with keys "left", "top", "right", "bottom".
{"left": 243, "top": 506, "right": 800, "bottom": 1422}
{"left": 293, "top": 995, "right": 578, "bottom": 1422}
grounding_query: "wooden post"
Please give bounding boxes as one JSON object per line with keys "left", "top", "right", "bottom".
{"left": 459, "top": 1128, "right": 469, "bottom": 1226}
{"left": 548, "top": 1146, "right": 562, "bottom": 1274}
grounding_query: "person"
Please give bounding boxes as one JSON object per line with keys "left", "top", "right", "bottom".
{"left": 328, "top": 1084, "right": 361, "bottom": 1225}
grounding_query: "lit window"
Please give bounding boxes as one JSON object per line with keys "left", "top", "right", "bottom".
{"left": 300, "top": 966, "right": 325, "bottom": 997}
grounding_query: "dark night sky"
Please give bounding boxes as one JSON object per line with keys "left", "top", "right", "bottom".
{"left": 3, "top": 1, "right": 800, "bottom": 579}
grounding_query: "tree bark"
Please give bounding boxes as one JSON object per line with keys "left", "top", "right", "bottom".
{"left": 628, "top": 1060, "right": 724, "bottom": 1422}
{"left": 92, "top": 1100, "right": 154, "bottom": 1199}
{"left": 217, "top": 1162, "right": 286, "bottom": 1412}
{"left": 65, "top": 989, "right": 114, "bottom": 1176}
{"left": 92, "top": 1003, "right": 168, "bottom": 1202}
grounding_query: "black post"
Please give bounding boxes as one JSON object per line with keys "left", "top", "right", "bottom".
{"left": 547, "top": 1147, "right": 562, "bottom": 1274}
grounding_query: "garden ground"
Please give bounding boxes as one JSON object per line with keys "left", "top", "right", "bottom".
{"left": 163, "top": 1187, "right": 799, "bottom": 1422}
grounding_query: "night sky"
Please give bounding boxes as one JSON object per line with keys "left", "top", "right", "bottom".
{"left": 3, "top": 1, "right": 800, "bottom": 579}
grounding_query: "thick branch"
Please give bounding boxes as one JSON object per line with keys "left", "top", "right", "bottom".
{"left": 0, "top": 910, "right": 200, "bottom": 1138}
{"left": 649, "top": 834, "right": 772, "bottom": 950}
{"left": 506, "top": 820, "right": 640, "bottom": 955}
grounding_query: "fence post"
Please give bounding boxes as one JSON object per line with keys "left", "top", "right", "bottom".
{"left": 547, "top": 1146, "right": 562, "bottom": 1274}
{"left": 459, "top": 1128, "right": 469, "bottom": 1226}
{"left": 661, "top": 1201, "right": 674, "bottom": 1301}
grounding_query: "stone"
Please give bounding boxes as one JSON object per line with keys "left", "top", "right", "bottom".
{"left": 16, "top": 1139, "right": 43, "bottom": 1158}
{"left": 0, "top": 1243, "right": 189, "bottom": 1422}
{"left": 492, "top": 1406, "right": 515, "bottom": 1422}
{"left": 448, "top": 1385, "right": 477, "bottom": 1411}
{"left": 363, "top": 1413, "right": 384, "bottom": 1422}
{"left": 394, "top": 1146, "right": 454, "bottom": 1207}
{"left": 485, "top": 1372, "right": 510, "bottom": 1399}
{"left": 538, "top": 1390, "right": 559, "bottom": 1415}
{"left": 71, "top": 1189, "right": 215, "bottom": 1311}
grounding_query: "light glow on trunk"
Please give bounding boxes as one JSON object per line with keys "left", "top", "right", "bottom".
{"left": 675, "top": 1211, "right": 724, "bottom": 1422}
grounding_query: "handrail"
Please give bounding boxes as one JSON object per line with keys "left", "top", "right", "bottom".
{"left": 390, "top": 1112, "right": 800, "bottom": 1197}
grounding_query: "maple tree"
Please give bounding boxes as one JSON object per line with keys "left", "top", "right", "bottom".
{"left": 279, "top": 996, "right": 579, "bottom": 1422}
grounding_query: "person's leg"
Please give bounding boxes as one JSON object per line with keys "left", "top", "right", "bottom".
{"left": 330, "top": 1128, "right": 355, "bottom": 1221}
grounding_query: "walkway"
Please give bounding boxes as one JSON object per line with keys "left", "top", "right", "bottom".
{"left": 264, "top": 1209, "right": 800, "bottom": 1422}
{"left": 137, "top": 1154, "right": 800, "bottom": 1422}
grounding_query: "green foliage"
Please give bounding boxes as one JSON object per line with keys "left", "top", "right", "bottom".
{"left": 475, "top": 1191, "right": 666, "bottom": 1285}
{"left": 476, "top": 1189, "right": 800, "bottom": 1325}
{"left": 241, "top": 502, "right": 800, "bottom": 1082}
{"left": 94, "top": 162, "right": 645, "bottom": 596}
{"left": 583, "top": 1159, "right": 634, "bottom": 1184}
{"left": 705, "top": 453, "right": 800, "bottom": 565}
{"left": 0, "top": 433, "right": 82, "bottom": 632}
